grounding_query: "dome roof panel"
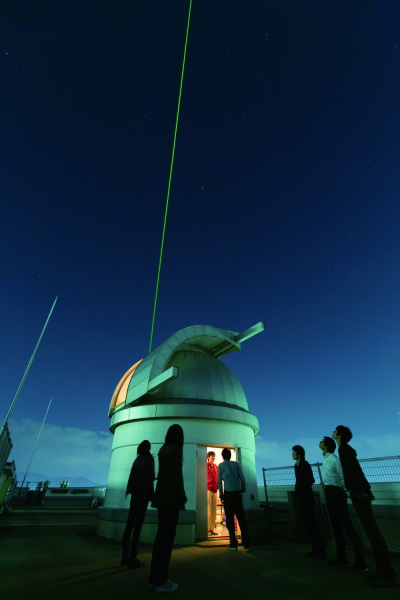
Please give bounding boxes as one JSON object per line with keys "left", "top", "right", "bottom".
{"left": 150, "top": 348, "right": 249, "bottom": 411}
{"left": 194, "top": 352, "right": 213, "bottom": 400}
{"left": 109, "top": 360, "right": 143, "bottom": 413}
{"left": 207, "top": 355, "right": 226, "bottom": 403}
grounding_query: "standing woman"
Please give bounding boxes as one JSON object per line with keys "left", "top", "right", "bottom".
{"left": 292, "top": 445, "right": 327, "bottom": 559}
{"left": 149, "top": 424, "right": 187, "bottom": 593}
{"left": 121, "top": 439, "right": 155, "bottom": 568}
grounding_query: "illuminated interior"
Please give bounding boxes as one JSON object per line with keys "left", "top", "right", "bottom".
{"left": 109, "top": 359, "right": 143, "bottom": 412}
{"left": 206, "top": 446, "right": 241, "bottom": 540}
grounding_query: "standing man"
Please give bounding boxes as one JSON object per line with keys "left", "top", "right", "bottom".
{"left": 333, "top": 425, "right": 399, "bottom": 589}
{"left": 207, "top": 451, "right": 218, "bottom": 535}
{"left": 319, "top": 436, "right": 366, "bottom": 570}
{"left": 218, "top": 448, "right": 251, "bottom": 551}
{"left": 292, "top": 445, "right": 327, "bottom": 559}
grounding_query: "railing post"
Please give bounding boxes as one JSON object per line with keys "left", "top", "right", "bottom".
{"left": 315, "top": 462, "right": 324, "bottom": 497}
{"left": 262, "top": 468, "right": 269, "bottom": 502}
{"left": 262, "top": 467, "right": 274, "bottom": 527}
{"left": 315, "top": 461, "right": 335, "bottom": 539}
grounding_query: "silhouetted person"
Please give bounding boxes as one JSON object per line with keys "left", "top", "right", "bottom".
{"left": 333, "top": 425, "right": 399, "bottom": 588}
{"left": 149, "top": 424, "right": 187, "bottom": 593}
{"left": 292, "top": 445, "right": 326, "bottom": 559}
{"left": 319, "top": 436, "right": 366, "bottom": 570}
{"left": 207, "top": 450, "right": 218, "bottom": 534}
{"left": 218, "top": 448, "right": 250, "bottom": 551}
{"left": 121, "top": 439, "right": 155, "bottom": 568}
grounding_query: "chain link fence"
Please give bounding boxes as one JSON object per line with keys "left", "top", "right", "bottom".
{"left": 262, "top": 455, "right": 400, "bottom": 554}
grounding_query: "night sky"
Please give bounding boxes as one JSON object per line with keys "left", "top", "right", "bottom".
{"left": 1, "top": 1, "right": 399, "bottom": 485}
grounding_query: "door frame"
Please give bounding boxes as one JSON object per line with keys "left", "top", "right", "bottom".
{"left": 195, "top": 444, "right": 239, "bottom": 540}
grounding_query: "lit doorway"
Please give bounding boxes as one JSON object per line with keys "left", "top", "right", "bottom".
{"left": 205, "top": 446, "right": 241, "bottom": 540}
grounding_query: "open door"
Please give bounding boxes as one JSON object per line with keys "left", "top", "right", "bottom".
{"left": 206, "top": 446, "right": 239, "bottom": 540}
{"left": 196, "top": 445, "right": 240, "bottom": 541}
{"left": 196, "top": 445, "right": 208, "bottom": 539}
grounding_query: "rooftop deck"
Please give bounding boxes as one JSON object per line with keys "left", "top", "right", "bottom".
{"left": 1, "top": 508, "right": 399, "bottom": 599}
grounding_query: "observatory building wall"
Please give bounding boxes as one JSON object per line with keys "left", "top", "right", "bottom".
{"left": 97, "top": 413, "right": 262, "bottom": 545}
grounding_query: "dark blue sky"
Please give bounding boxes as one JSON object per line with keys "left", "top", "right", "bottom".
{"left": 1, "top": 1, "right": 399, "bottom": 483}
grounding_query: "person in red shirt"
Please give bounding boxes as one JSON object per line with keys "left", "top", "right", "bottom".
{"left": 207, "top": 451, "right": 218, "bottom": 534}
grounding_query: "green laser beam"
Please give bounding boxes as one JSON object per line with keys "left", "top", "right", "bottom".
{"left": 149, "top": 0, "right": 193, "bottom": 354}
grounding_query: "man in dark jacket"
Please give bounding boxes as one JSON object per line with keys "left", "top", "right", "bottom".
{"left": 218, "top": 448, "right": 251, "bottom": 551}
{"left": 333, "top": 425, "right": 398, "bottom": 589}
{"left": 292, "top": 445, "right": 327, "bottom": 559}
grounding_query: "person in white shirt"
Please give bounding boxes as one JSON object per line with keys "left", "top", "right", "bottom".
{"left": 319, "top": 436, "right": 366, "bottom": 570}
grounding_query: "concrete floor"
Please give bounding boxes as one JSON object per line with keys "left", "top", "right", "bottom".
{"left": 1, "top": 508, "right": 399, "bottom": 600}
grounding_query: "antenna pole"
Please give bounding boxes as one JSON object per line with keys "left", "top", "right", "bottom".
{"left": 0, "top": 296, "right": 58, "bottom": 438}
{"left": 20, "top": 398, "right": 52, "bottom": 492}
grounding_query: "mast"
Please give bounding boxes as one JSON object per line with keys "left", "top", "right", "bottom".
{"left": 0, "top": 296, "right": 58, "bottom": 438}
{"left": 19, "top": 398, "right": 53, "bottom": 492}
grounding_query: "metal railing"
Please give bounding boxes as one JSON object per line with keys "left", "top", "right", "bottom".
{"left": 262, "top": 455, "right": 400, "bottom": 553}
